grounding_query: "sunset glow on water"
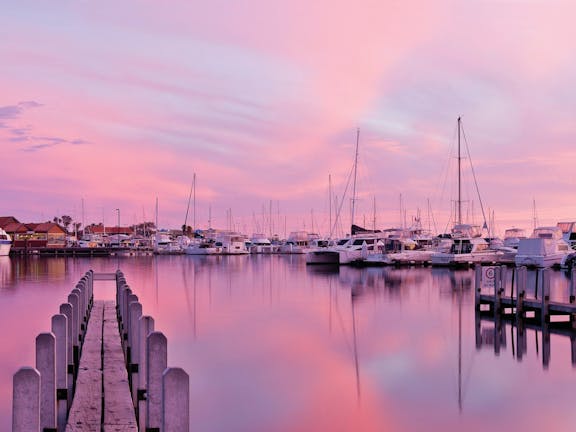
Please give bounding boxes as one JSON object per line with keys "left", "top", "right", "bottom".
{"left": 2, "top": 255, "right": 576, "bottom": 431}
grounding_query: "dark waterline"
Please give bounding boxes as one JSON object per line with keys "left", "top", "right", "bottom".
{"left": 1, "top": 255, "right": 576, "bottom": 431}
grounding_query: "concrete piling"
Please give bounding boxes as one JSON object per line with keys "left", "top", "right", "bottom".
{"left": 36, "top": 332, "right": 56, "bottom": 431}
{"left": 12, "top": 367, "right": 41, "bottom": 432}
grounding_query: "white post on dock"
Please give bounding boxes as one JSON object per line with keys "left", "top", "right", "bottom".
{"left": 74, "top": 283, "right": 87, "bottom": 326}
{"left": 122, "top": 287, "right": 133, "bottom": 340}
{"left": 162, "top": 367, "right": 190, "bottom": 432}
{"left": 125, "top": 294, "right": 139, "bottom": 363}
{"left": 51, "top": 314, "right": 68, "bottom": 432}
{"left": 59, "top": 303, "right": 74, "bottom": 405}
{"left": 147, "top": 331, "right": 168, "bottom": 430}
{"left": 126, "top": 294, "right": 139, "bottom": 341}
{"left": 12, "top": 367, "right": 41, "bottom": 432}
{"left": 71, "top": 288, "right": 85, "bottom": 336}
{"left": 129, "top": 301, "right": 142, "bottom": 406}
{"left": 36, "top": 332, "right": 56, "bottom": 431}
{"left": 67, "top": 292, "right": 80, "bottom": 367}
{"left": 138, "top": 316, "right": 155, "bottom": 430}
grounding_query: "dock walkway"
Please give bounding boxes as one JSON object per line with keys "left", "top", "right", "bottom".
{"left": 65, "top": 300, "right": 137, "bottom": 431}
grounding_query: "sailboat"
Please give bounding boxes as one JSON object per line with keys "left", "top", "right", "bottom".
{"left": 431, "top": 118, "right": 502, "bottom": 267}
{"left": 306, "top": 129, "right": 384, "bottom": 265}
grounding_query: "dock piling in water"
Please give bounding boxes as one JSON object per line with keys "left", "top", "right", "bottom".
{"left": 476, "top": 265, "right": 576, "bottom": 367}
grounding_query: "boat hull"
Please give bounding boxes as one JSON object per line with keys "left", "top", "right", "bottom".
{"left": 0, "top": 241, "right": 11, "bottom": 256}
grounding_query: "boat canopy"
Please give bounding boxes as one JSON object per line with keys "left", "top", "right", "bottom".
{"left": 530, "top": 227, "right": 562, "bottom": 240}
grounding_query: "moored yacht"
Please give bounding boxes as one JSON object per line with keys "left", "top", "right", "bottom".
{"left": 213, "top": 232, "right": 249, "bottom": 255}
{"left": 184, "top": 238, "right": 219, "bottom": 255}
{"left": 0, "top": 228, "right": 12, "bottom": 256}
{"left": 431, "top": 224, "right": 502, "bottom": 267}
{"left": 306, "top": 234, "right": 384, "bottom": 265}
{"left": 153, "top": 231, "right": 183, "bottom": 254}
{"left": 249, "top": 234, "right": 274, "bottom": 254}
{"left": 515, "top": 226, "right": 571, "bottom": 268}
{"left": 279, "top": 231, "right": 320, "bottom": 254}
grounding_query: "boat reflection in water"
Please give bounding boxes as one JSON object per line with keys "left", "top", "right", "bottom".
{"left": 2, "top": 256, "right": 576, "bottom": 431}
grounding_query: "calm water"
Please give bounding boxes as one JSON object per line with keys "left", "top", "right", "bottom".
{"left": 2, "top": 255, "right": 576, "bottom": 431}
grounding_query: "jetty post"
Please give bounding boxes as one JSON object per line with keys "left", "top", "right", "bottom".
{"left": 12, "top": 367, "right": 41, "bottom": 432}
{"left": 51, "top": 314, "right": 68, "bottom": 431}
{"left": 36, "top": 332, "right": 57, "bottom": 431}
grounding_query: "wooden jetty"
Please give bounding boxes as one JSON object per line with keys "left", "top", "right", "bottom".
{"left": 474, "top": 265, "right": 576, "bottom": 368}
{"left": 10, "top": 247, "right": 153, "bottom": 257}
{"left": 12, "top": 270, "right": 189, "bottom": 432}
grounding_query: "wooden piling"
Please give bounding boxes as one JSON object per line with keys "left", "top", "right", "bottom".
{"left": 542, "top": 269, "right": 550, "bottom": 325}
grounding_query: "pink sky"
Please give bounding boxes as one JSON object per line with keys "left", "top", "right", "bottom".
{"left": 2, "top": 0, "right": 576, "bottom": 236}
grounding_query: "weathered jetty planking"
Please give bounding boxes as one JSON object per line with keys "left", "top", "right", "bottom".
{"left": 13, "top": 270, "right": 190, "bottom": 432}
{"left": 66, "top": 300, "right": 137, "bottom": 431}
{"left": 475, "top": 265, "right": 576, "bottom": 367}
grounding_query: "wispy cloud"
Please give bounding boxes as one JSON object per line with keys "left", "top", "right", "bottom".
{"left": 20, "top": 136, "right": 91, "bottom": 152}
{"left": 0, "top": 101, "right": 42, "bottom": 119}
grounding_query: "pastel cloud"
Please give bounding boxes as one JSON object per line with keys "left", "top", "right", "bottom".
{"left": 3, "top": 0, "right": 576, "bottom": 232}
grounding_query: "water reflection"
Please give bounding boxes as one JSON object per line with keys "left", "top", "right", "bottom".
{"left": 2, "top": 256, "right": 576, "bottom": 431}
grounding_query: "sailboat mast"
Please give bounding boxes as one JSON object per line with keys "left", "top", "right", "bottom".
{"left": 193, "top": 172, "right": 196, "bottom": 233}
{"left": 184, "top": 179, "right": 194, "bottom": 233}
{"left": 329, "top": 174, "right": 332, "bottom": 239}
{"left": 457, "top": 117, "right": 462, "bottom": 225}
{"left": 351, "top": 128, "right": 360, "bottom": 234}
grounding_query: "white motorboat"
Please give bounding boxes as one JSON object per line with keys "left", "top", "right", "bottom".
{"left": 431, "top": 224, "right": 502, "bottom": 267}
{"left": 306, "top": 234, "right": 384, "bottom": 265}
{"left": 515, "top": 226, "right": 571, "bottom": 268}
{"left": 0, "top": 228, "right": 12, "bottom": 256}
{"left": 502, "top": 227, "right": 527, "bottom": 249}
{"left": 249, "top": 234, "right": 274, "bottom": 254}
{"left": 279, "top": 231, "right": 320, "bottom": 254}
{"left": 184, "top": 239, "right": 219, "bottom": 255}
{"left": 153, "top": 231, "right": 183, "bottom": 255}
{"left": 213, "top": 233, "right": 249, "bottom": 255}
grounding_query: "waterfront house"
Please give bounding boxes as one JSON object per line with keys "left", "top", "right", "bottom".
{"left": 3, "top": 221, "right": 67, "bottom": 249}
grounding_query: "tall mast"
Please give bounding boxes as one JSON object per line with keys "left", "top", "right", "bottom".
{"left": 184, "top": 177, "right": 194, "bottom": 233}
{"left": 351, "top": 128, "right": 360, "bottom": 233}
{"left": 329, "top": 174, "right": 332, "bottom": 238}
{"left": 193, "top": 172, "right": 196, "bottom": 232}
{"left": 457, "top": 117, "right": 462, "bottom": 225}
{"left": 373, "top": 196, "right": 376, "bottom": 232}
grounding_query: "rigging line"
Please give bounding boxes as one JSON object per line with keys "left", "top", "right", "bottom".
{"left": 435, "top": 122, "right": 459, "bottom": 232}
{"left": 183, "top": 179, "right": 194, "bottom": 230}
{"left": 331, "top": 139, "right": 357, "bottom": 237}
{"left": 460, "top": 125, "right": 489, "bottom": 234}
